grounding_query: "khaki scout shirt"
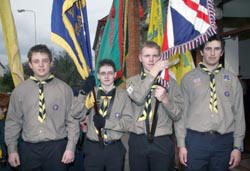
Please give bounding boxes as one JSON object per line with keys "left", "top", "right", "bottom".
{"left": 5, "top": 78, "right": 79, "bottom": 154}
{"left": 175, "top": 66, "right": 245, "bottom": 148}
{"left": 72, "top": 87, "right": 133, "bottom": 141}
{"left": 126, "top": 73, "right": 183, "bottom": 136}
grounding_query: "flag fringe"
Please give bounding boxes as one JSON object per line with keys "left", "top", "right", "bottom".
{"left": 161, "top": 0, "right": 217, "bottom": 60}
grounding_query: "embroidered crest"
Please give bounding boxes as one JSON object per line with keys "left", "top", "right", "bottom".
{"left": 53, "top": 104, "right": 59, "bottom": 110}
{"left": 127, "top": 86, "right": 133, "bottom": 94}
{"left": 115, "top": 112, "right": 121, "bottom": 119}
{"left": 224, "top": 74, "right": 230, "bottom": 81}
{"left": 224, "top": 91, "right": 230, "bottom": 97}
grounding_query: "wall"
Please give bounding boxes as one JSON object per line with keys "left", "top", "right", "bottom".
{"left": 223, "top": 0, "right": 250, "bottom": 17}
{"left": 224, "top": 36, "right": 239, "bottom": 75}
{"left": 239, "top": 39, "right": 250, "bottom": 79}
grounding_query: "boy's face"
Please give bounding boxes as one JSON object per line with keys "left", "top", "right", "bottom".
{"left": 201, "top": 40, "right": 224, "bottom": 68}
{"left": 139, "top": 47, "right": 160, "bottom": 73}
{"left": 29, "top": 52, "right": 52, "bottom": 80}
{"left": 97, "top": 65, "right": 116, "bottom": 88}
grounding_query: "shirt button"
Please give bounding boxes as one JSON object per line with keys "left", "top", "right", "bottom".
{"left": 39, "top": 130, "right": 42, "bottom": 133}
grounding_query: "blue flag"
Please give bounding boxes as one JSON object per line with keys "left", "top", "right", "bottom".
{"left": 51, "top": 0, "right": 93, "bottom": 79}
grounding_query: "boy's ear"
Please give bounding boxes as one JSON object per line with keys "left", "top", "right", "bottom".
{"left": 97, "top": 73, "right": 100, "bottom": 80}
{"left": 28, "top": 62, "right": 33, "bottom": 70}
{"left": 220, "top": 50, "right": 224, "bottom": 57}
{"left": 139, "top": 54, "right": 142, "bottom": 62}
{"left": 3, "top": 108, "right": 7, "bottom": 113}
{"left": 200, "top": 50, "right": 204, "bottom": 57}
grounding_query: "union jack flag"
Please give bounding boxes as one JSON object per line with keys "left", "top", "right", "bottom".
{"left": 161, "top": 0, "right": 217, "bottom": 59}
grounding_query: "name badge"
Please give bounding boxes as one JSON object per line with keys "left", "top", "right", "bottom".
{"left": 193, "top": 78, "right": 201, "bottom": 86}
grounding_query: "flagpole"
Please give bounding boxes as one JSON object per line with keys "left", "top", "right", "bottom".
{"left": 78, "top": 0, "right": 103, "bottom": 144}
{"left": 91, "top": 88, "right": 104, "bottom": 144}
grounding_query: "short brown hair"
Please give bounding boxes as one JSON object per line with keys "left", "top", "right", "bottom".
{"left": 0, "top": 92, "right": 10, "bottom": 110}
{"left": 97, "top": 59, "right": 116, "bottom": 73}
{"left": 28, "top": 44, "right": 52, "bottom": 62}
{"left": 200, "top": 34, "right": 225, "bottom": 51}
{"left": 140, "top": 41, "right": 160, "bottom": 55}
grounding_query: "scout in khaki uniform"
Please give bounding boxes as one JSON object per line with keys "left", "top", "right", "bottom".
{"left": 73, "top": 59, "right": 133, "bottom": 171}
{"left": 176, "top": 35, "right": 245, "bottom": 171}
{"left": 5, "top": 44, "right": 79, "bottom": 171}
{"left": 126, "top": 41, "right": 183, "bottom": 171}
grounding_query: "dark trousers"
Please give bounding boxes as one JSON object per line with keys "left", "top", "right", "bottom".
{"left": 69, "top": 132, "right": 85, "bottom": 171}
{"left": 185, "top": 129, "right": 233, "bottom": 171}
{"left": 128, "top": 133, "right": 175, "bottom": 171}
{"left": 83, "top": 138, "right": 126, "bottom": 171}
{"left": 0, "top": 120, "right": 7, "bottom": 160}
{"left": 19, "top": 139, "right": 68, "bottom": 171}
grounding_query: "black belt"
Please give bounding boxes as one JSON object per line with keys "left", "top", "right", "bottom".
{"left": 130, "top": 132, "right": 171, "bottom": 139}
{"left": 21, "top": 137, "right": 67, "bottom": 144}
{"left": 86, "top": 138, "right": 121, "bottom": 146}
{"left": 187, "top": 129, "right": 221, "bottom": 136}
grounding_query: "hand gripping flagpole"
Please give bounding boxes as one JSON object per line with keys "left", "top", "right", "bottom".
{"left": 149, "top": 58, "right": 180, "bottom": 142}
{"left": 78, "top": 0, "right": 104, "bottom": 145}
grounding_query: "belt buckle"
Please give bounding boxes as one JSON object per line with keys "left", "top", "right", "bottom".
{"left": 147, "top": 134, "right": 154, "bottom": 143}
{"left": 208, "top": 130, "right": 215, "bottom": 134}
{"left": 103, "top": 140, "right": 111, "bottom": 146}
{"left": 208, "top": 130, "right": 219, "bottom": 135}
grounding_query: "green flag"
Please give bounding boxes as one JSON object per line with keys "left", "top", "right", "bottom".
{"left": 96, "top": 0, "right": 125, "bottom": 85}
